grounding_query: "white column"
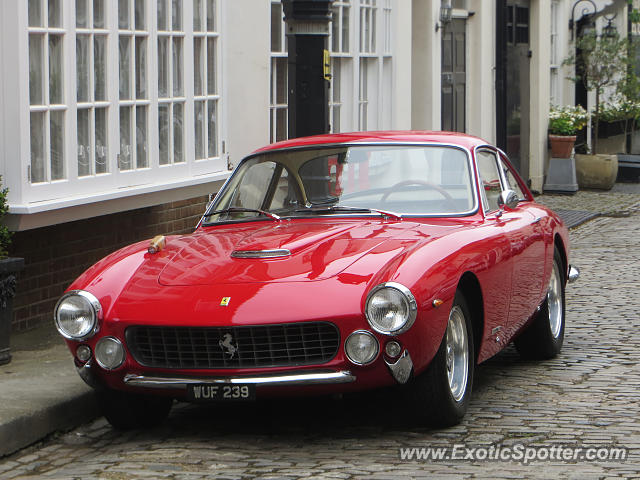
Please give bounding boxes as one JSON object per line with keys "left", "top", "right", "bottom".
{"left": 529, "top": 0, "right": 551, "bottom": 192}
{"left": 411, "top": 0, "right": 441, "bottom": 130}
{"left": 467, "top": 0, "right": 496, "bottom": 143}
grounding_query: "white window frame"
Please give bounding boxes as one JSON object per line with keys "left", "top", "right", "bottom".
{"left": 550, "top": 0, "right": 560, "bottom": 106}
{"left": 9, "top": 0, "right": 227, "bottom": 211}
{"left": 269, "top": 0, "right": 288, "bottom": 143}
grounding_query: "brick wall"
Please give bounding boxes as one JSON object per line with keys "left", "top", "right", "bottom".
{"left": 8, "top": 195, "right": 209, "bottom": 332}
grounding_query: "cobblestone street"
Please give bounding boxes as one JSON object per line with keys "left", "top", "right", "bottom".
{"left": 1, "top": 193, "right": 640, "bottom": 479}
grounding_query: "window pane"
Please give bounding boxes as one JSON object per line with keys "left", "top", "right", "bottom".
{"left": 158, "top": 104, "right": 170, "bottom": 165}
{"left": 343, "top": 7, "right": 349, "bottom": 51}
{"left": 271, "top": 3, "right": 282, "bottom": 52}
{"left": 48, "top": 0, "right": 61, "bottom": 28}
{"left": 28, "top": 0, "right": 43, "bottom": 27}
{"left": 118, "top": 0, "right": 129, "bottom": 29}
{"left": 76, "top": 0, "right": 88, "bottom": 28}
{"left": 77, "top": 108, "right": 91, "bottom": 177}
{"left": 30, "top": 112, "right": 46, "bottom": 183}
{"left": 119, "top": 36, "right": 131, "bottom": 99}
{"left": 194, "top": 37, "right": 204, "bottom": 96}
{"left": 135, "top": 0, "right": 145, "bottom": 30}
{"left": 50, "top": 110, "right": 65, "bottom": 180}
{"left": 207, "top": 0, "right": 216, "bottom": 32}
{"left": 136, "top": 106, "right": 147, "bottom": 168}
{"left": 172, "top": 0, "right": 182, "bottom": 30}
{"left": 172, "top": 37, "right": 183, "bottom": 96}
{"left": 193, "top": 0, "right": 202, "bottom": 31}
{"left": 207, "top": 37, "right": 216, "bottom": 94}
{"left": 76, "top": 35, "right": 90, "bottom": 102}
{"left": 158, "top": 0, "right": 168, "bottom": 30}
{"left": 29, "top": 35, "right": 44, "bottom": 105}
{"left": 276, "top": 57, "right": 286, "bottom": 104}
{"left": 94, "top": 0, "right": 105, "bottom": 28}
{"left": 94, "top": 35, "right": 106, "bottom": 100}
{"left": 173, "top": 102, "right": 184, "bottom": 163}
{"left": 331, "top": 9, "right": 339, "bottom": 53}
{"left": 49, "top": 35, "right": 63, "bottom": 104}
{"left": 208, "top": 99, "right": 218, "bottom": 157}
{"left": 194, "top": 100, "right": 205, "bottom": 159}
{"left": 95, "top": 107, "right": 108, "bottom": 174}
{"left": 135, "top": 37, "right": 147, "bottom": 98}
{"left": 276, "top": 108, "right": 287, "bottom": 142}
{"left": 119, "top": 106, "right": 132, "bottom": 170}
{"left": 158, "top": 37, "right": 169, "bottom": 98}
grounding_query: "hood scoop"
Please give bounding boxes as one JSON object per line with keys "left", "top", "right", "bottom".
{"left": 231, "top": 248, "right": 291, "bottom": 259}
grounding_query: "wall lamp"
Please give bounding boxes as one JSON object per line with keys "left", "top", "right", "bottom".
{"left": 602, "top": 13, "right": 618, "bottom": 38}
{"left": 436, "top": 2, "right": 453, "bottom": 32}
{"left": 569, "top": 0, "right": 597, "bottom": 40}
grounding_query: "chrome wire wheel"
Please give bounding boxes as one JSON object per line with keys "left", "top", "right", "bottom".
{"left": 446, "top": 305, "right": 469, "bottom": 402}
{"left": 548, "top": 261, "right": 563, "bottom": 339}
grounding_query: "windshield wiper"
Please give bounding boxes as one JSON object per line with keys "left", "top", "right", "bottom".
{"left": 205, "top": 207, "right": 281, "bottom": 222}
{"left": 294, "top": 205, "right": 402, "bottom": 221}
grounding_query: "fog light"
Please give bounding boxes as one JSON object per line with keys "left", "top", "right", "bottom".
{"left": 385, "top": 340, "right": 402, "bottom": 358}
{"left": 95, "top": 337, "right": 125, "bottom": 371}
{"left": 345, "top": 330, "right": 379, "bottom": 365}
{"left": 76, "top": 345, "right": 92, "bottom": 362}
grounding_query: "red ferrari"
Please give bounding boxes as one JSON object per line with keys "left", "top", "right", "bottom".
{"left": 54, "top": 131, "right": 579, "bottom": 429}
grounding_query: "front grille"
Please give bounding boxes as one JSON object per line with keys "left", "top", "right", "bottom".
{"left": 125, "top": 322, "right": 340, "bottom": 369}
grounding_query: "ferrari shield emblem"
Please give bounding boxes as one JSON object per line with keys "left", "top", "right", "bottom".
{"left": 220, "top": 297, "right": 231, "bottom": 307}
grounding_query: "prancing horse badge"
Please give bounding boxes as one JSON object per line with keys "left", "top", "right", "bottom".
{"left": 220, "top": 297, "right": 231, "bottom": 307}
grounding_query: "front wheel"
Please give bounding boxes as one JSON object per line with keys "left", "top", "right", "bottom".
{"left": 514, "top": 247, "right": 565, "bottom": 360}
{"left": 97, "top": 389, "right": 173, "bottom": 430}
{"left": 409, "top": 291, "right": 474, "bottom": 427}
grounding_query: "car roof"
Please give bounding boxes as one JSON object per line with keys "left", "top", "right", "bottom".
{"left": 253, "top": 130, "right": 492, "bottom": 154}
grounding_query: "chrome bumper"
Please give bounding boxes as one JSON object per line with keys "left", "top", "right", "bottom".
{"left": 568, "top": 264, "right": 580, "bottom": 284}
{"left": 122, "top": 370, "right": 356, "bottom": 390}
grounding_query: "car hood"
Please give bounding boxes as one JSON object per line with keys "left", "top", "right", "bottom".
{"left": 158, "top": 220, "right": 420, "bottom": 286}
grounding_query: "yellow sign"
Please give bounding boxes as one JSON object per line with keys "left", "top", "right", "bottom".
{"left": 323, "top": 49, "right": 331, "bottom": 81}
{"left": 220, "top": 297, "right": 231, "bottom": 307}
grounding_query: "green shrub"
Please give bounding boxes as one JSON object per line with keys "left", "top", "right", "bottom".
{"left": 0, "top": 178, "right": 13, "bottom": 259}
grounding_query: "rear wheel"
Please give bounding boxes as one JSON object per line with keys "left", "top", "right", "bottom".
{"left": 98, "top": 389, "right": 173, "bottom": 430}
{"left": 514, "top": 247, "right": 565, "bottom": 360}
{"left": 409, "top": 291, "right": 474, "bottom": 427}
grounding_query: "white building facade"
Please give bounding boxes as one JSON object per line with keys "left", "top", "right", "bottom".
{"left": 0, "top": 0, "right": 630, "bottom": 329}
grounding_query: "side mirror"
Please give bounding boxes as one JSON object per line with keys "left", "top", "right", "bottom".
{"left": 498, "top": 190, "right": 519, "bottom": 211}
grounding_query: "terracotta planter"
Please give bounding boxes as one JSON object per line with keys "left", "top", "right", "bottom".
{"left": 549, "top": 135, "right": 577, "bottom": 159}
{"left": 575, "top": 153, "right": 619, "bottom": 190}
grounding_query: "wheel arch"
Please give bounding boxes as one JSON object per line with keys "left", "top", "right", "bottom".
{"left": 457, "top": 272, "right": 484, "bottom": 364}
{"left": 553, "top": 233, "right": 568, "bottom": 282}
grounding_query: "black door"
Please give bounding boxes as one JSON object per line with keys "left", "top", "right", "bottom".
{"left": 441, "top": 19, "right": 466, "bottom": 133}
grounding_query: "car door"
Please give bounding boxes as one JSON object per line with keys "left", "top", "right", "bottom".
{"left": 476, "top": 148, "right": 542, "bottom": 343}
{"left": 498, "top": 153, "right": 547, "bottom": 331}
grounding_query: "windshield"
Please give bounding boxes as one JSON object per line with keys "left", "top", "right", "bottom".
{"left": 203, "top": 145, "right": 476, "bottom": 223}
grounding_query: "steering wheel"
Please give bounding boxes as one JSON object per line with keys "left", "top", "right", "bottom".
{"left": 380, "top": 180, "right": 455, "bottom": 204}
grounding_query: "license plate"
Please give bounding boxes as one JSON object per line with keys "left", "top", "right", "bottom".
{"left": 186, "top": 383, "right": 256, "bottom": 402}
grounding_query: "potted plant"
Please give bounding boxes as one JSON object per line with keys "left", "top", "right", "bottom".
{"left": 548, "top": 105, "right": 589, "bottom": 158}
{"left": 563, "top": 30, "right": 629, "bottom": 189}
{"left": 0, "top": 177, "right": 24, "bottom": 366}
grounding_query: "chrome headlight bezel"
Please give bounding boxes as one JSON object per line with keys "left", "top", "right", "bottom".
{"left": 344, "top": 330, "right": 380, "bottom": 366}
{"left": 54, "top": 290, "right": 102, "bottom": 341}
{"left": 95, "top": 336, "right": 126, "bottom": 371}
{"left": 365, "top": 282, "right": 417, "bottom": 335}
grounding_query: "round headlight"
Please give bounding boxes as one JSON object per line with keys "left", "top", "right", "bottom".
{"left": 54, "top": 291, "right": 101, "bottom": 340}
{"left": 345, "top": 330, "right": 379, "bottom": 365}
{"left": 365, "top": 282, "right": 417, "bottom": 335}
{"left": 95, "top": 337, "right": 126, "bottom": 370}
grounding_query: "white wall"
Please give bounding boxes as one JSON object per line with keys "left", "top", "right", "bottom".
{"left": 222, "top": 0, "right": 271, "bottom": 167}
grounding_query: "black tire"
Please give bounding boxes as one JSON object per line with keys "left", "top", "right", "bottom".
{"left": 97, "top": 389, "right": 173, "bottom": 430}
{"left": 514, "top": 247, "right": 565, "bottom": 360}
{"left": 409, "top": 291, "right": 474, "bottom": 427}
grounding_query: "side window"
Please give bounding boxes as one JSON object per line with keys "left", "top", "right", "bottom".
{"left": 232, "top": 161, "right": 276, "bottom": 210}
{"left": 476, "top": 151, "right": 503, "bottom": 212}
{"left": 269, "top": 167, "right": 300, "bottom": 211}
{"left": 500, "top": 158, "right": 526, "bottom": 200}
